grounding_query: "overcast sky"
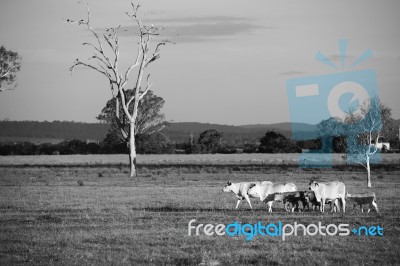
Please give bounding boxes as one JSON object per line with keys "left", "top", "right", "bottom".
{"left": 0, "top": 0, "right": 399, "bottom": 125}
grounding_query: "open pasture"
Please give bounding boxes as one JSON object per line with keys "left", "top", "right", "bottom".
{"left": 1, "top": 153, "right": 400, "bottom": 167}
{"left": 0, "top": 155, "right": 400, "bottom": 265}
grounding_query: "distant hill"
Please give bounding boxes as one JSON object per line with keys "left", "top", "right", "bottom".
{"left": 0, "top": 121, "right": 109, "bottom": 143}
{"left": 241, "top": 122, "right": 317, "bottom": 132}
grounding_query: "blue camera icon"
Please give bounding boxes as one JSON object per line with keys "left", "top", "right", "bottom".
{"left": 286, "top": 69, "right": 380, "bottom": 167}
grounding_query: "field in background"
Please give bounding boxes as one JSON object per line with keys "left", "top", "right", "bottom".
{"left": 1, "top": 153, "right": 400, "bottom": 166}
{"left": 0, "top": 155, "right": 399, "bottom": 265}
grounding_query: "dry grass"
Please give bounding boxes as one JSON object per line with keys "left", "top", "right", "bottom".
{"left": 0, "top": 163, "right": 399, "bottom": 265}
{"left": 0, "top": 153, "right": 399, "bottom": 167}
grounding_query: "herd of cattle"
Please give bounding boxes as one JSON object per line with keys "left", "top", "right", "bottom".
{"left": 222, "top": 180, "right": 379, "bottom": 213}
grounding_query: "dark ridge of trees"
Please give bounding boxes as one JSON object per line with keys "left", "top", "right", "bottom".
{"left": 0, "top": 120, "right": 328, "bottom": 148}
{"left": 258, "top": 131, "right": 302, "bottom": 153}
{"left": 0, "top": 121, "right": 109, "bottom": 141}
{"left": 0, "top": 136, "right": 174, "bottom": 156}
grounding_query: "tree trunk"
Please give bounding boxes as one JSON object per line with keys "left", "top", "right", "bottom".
{"left": 366, "top": 156, "right": 371, "bottom": 188}
{"left": 129, "top": 123, "right": 137, "bottom": 178}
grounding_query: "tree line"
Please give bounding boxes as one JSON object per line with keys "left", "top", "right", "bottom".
{"left": 0, "top": 129, "right": 330, "bottom": 155}
{"left": 1, "top": 94, "right": 398, "bottom": 156}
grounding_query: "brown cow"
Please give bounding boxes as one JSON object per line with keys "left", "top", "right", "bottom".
{"left": 346, "top": 192, "right": 378, "bottom": 213}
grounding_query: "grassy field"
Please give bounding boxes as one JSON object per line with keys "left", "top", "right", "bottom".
{"left": 1, "top": 153, "right": 400, "bottom": 166}
{"left": 0, "top": 155, "right": 399, "bottom": 265}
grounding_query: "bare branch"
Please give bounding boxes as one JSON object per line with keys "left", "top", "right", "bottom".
{"left": 139, "top": 74, "right": 152, "bottom": 100}
{"left": 1, "top": 64, "right": 19, "bottom": 79}
{"left": 70, "top": 60, "right": 109, "bottom": 77}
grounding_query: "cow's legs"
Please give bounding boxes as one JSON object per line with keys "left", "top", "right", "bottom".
{"left": 302, "top": 200, "right": 308, "bottom": 212}
{"left": 341, "top": 197, "right": 346, "bottom": 213}
{"left": 244, "top": 195, "right": 253, "bottom": 209}
{"left": 351, "top": 203, "right": 356, "bottom": 214}
{"left": 331, "top": 199, "right": 340, "bottom": 213}
{"left": 330, "top": 201, "right": 335, "bottom": 213}
{"left": 267, "top": 201, "right": 273, "bottom": 212}
{"left": 295, "top": 202, "right": 301, "bottom": 213}
{"left": 284, "top": 201, "right": 291, "bottom": 212}
{"left": 321, "top": 199, "right": 325, "bottom": 213}
{"left": 235, "top": 199, "right": 241, "bottom": 209}
{"left": 372, "top": 200, "right": 378, "bottom": 213}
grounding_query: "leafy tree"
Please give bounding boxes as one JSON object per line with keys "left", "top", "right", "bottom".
{"left": 175, "top": 135, "right": 201, "bottom": 154}
{"left": 259, "top": 131, "right": 300, "bottom": 153}
{"left": 97, "top": 90, "right": 170, "bottom": 141}
{"left": 242, "top": 143, "right": 258, "bottom": 153}
{"left": 317, "top": 118, "right": 347, "bottom": 153}
{"left": 101, "top": 131, "right": 128, "bottom": 154}
{"left": 296, "top": 139, "right": 321, "bottom": 151}
{"left": 0, "top": 45, "right": 22, "bottom": 92}
{"left": 198, "top": 130, "right": 223, "bottom": 154}
{"left": 136, "top": 133, "right": 174, "bottom": 154}
{"left": 98, "top": 90, "right": 170, "bottom": 154}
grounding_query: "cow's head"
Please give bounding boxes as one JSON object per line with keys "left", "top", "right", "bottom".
{"left": 308, "top": 181, "right": 321, "bottom": 202}
{"left": 345, "top": 192, "right": 352, "bottom": 198}
{"left": 222, "top": 181, "right": 232, "bottom": 192}
{"left": 308, "top": 180, "right": 319, "bottom": 190}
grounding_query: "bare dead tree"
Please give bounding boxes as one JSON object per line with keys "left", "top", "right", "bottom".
{"left": 68, "top": 2, "right": 171, "bottom": 177}
{"left": 344, "top": 96, "right": 393, "bottom": 187}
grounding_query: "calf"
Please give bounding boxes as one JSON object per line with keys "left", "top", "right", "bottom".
{"left": 346, "top": 192, "right": 378, "bottom": 213}
{"left": 222, "top": 181, "right": 272, "bottom": 209}
{"left": 304, "top": 191, "right": 339, "bottom": 212}
{"left": 273, "top": 191, "right": 308, "bottom": 212}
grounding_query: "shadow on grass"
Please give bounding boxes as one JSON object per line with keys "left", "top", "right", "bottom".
{"left": 133, "top": 206, "right": 232, "bottom": 212}
{"left": 131, "top": 206, "right": 307, "bottom": 213}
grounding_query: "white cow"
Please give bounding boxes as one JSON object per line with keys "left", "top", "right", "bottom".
{"left": 309, "top": 180, "right": 346, "bottom": 213}
{"left": 222, "top": 181, "right": 272, "bottom": 209}
{"left": 249, "top": 183, "right": 297, "bottom": 212}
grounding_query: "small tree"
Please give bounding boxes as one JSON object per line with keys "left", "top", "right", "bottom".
{"left": 258, "top": 131, "right": 300, "bottom": 153}
{"left": 68, "top": 2, "right": 171, "bottom": 177}
{"left": 198, "top": 130, "right": 223, "bottom": 154}
{"left": 317, "top": 117, "right": 347, "bottom": 153}
{"left": 344, "top": 97, "right": 394, "bottom": 187}
{"left": 0, "top": 45, "right": 22, "bottom": 92}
